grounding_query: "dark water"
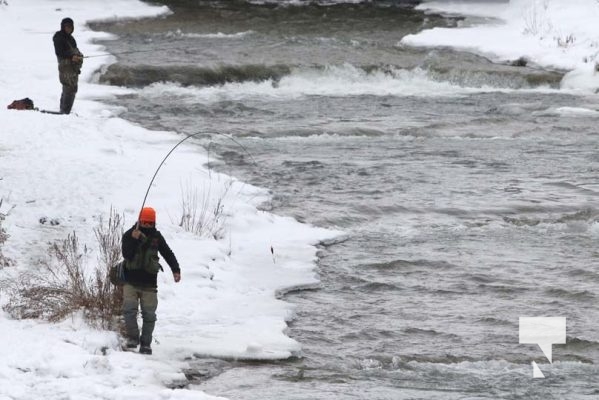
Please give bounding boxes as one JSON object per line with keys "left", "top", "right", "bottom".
{"left": 91, "top": 1, "right": 599, "bottom": 398}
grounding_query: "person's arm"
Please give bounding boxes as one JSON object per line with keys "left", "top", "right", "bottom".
{"left": 70, "top": 37, "right": 83, "bottom": 61}
{"left": 158, "top": 234, "right": 181, "bottom": 282}
{"left": 53, "top": 33, "right": 82, "bottom": 62}
{"left": 53, "top": 33, "right": 71, "bottom": 59}
{"left": 122, "top": 226, "right": 143, "bottom": 260}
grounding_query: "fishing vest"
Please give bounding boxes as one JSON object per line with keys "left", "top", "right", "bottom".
{"left": 125, "top": 235, "right": 162, "bottom": 274}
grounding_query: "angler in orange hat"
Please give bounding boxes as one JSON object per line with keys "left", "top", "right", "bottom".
{"left": 121, "top": 206, "right": 181, "bottom": 355}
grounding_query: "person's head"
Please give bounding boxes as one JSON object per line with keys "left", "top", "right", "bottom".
{"left": 138, "top": 207, "right": 156, "bottom": 228}
{"left": 61, "top": 17, "right": 74, "bottom": 34}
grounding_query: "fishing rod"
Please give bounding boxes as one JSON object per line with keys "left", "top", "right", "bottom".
{"left": 84, "top": 45, "right": 201, "bottom": 59}
{"left": 138, "top": 131, "right": 278, "bottom": 265}
{"left": 138, "top": 130, "right": 257, "bottom": 217}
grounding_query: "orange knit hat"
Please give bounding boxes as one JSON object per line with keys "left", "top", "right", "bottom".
{"left": 139, "top": 207, "right": 156, "bottom": 223}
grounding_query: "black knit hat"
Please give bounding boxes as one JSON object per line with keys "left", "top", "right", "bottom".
{"left": 61, "top": 18, "right": 74, "bottom": 29}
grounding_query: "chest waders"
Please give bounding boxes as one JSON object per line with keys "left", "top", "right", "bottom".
{"left": 125, "top": 237, "right": 162, "bottom": 274}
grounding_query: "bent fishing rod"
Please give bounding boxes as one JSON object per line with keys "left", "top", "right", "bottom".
{"left": 138, "top": 131, "right": 257, "bottom": 218}
{"left": 137, "top": 131, "right": 278, "bottom": 264}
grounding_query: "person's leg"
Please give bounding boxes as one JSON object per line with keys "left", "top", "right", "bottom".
{"left": 139, "top": 288, "right": 158, "bottom": 354}
{"left": 122, "top": 284, "right": 140, "bottom": 347}
{"left": 60, "top": 84, "right": 77, "bottom": 114}
{"left": 58, "top": 62, "right": 78, "bottom": 114}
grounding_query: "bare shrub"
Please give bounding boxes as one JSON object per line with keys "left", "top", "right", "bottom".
{"left": 93, "top": 207, "right": 125, "bottom": 326}
{"left": 178, "top": 179, "right": 232, "bottom": 240}
{"left": 95, "top": 207, "right": 124, "bottom": 274}
{"left": 523, "top": 0, "right": 552, "bottom": 37}
{"left": 2, "top": 233, "right": 94, "bottom": 323}
{"left": 556, "top": 33, "right": 575, "bottom": 48}
{"left": 1, "top": 209, "right": 124, "bottom": 329}
{"left": 0, "top": 198, "right": 13, "bottom": 267}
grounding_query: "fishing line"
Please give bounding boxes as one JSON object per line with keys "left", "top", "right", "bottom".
{"left": 139, "top": 131, "right": 257, "bottom": 215}
{"left": 138, "top": 131, "right": 274, "bottom": 262}
{"left": 84, "top": 45, "right": 204, "bottom": 59}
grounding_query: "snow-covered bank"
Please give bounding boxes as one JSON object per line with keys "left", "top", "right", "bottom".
{"left": 0, "top": 1, "right": 339, "bottom": 399}
{"left": 403, "top": 0, "right": 599, "bottom": 91}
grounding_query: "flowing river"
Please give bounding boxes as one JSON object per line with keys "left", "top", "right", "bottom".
{"left": 91, "top": 1, "right": 599, "bottom": 398}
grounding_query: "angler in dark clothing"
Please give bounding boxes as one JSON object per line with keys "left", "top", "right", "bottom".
{"left": 121, "top": 207, "right": 181, "bottom": 355}
{"left": 52, "top": 17, "right": 83, "bottom": 114}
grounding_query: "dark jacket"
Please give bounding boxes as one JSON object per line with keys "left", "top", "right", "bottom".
{"left": 122, "top": 224, "right": 180, "bottom": 288}
{"left": 53, "top": 29, "right": 79, "bottom": 60}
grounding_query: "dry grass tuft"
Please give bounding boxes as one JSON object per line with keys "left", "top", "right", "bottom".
{"left": 1, "top": 208, "right": 124, "bottom": 329}
{"left": 178, "top": 180, "right": 231, "bottom": 240}
{"left": 0, "top": 198, "right": 13, "bottom": 267}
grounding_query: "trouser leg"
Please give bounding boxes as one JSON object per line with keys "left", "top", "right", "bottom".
{"left": 122, "top": 284, "right": 140, "bottom": 342}
{"left": 139, "top": 289, "right": 158, "bottom": 347}
{"left": 60, "top": 84, "right": 77, "bottom": 114}
{"left": 58, "top": 63, "right": 78, "bottom": 114}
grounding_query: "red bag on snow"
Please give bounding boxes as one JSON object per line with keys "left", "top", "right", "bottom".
{"left": 7, "top": 98, "right": 34, "bottom": 110}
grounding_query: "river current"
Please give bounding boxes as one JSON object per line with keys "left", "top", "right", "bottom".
{"left": 91, "top": 1, "right": 599, "bottom": 398}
